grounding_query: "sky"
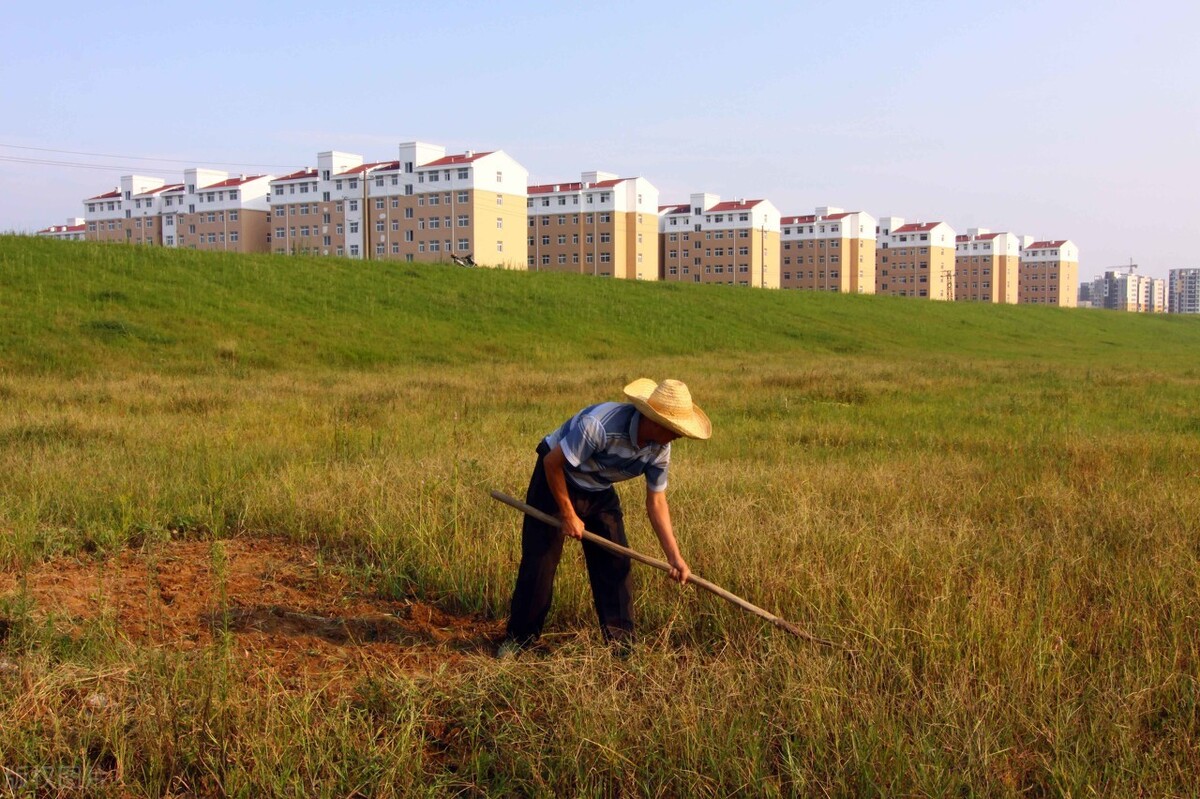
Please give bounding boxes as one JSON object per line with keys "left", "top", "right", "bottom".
{"left": 1, "top": 0, "right": 1196, "bottom": 279}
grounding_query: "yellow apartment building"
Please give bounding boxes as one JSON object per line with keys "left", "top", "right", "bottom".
{"left": 361, "top": 142, "right": 528, "bottom": 268}
{"left": 876, "top": 217, "right": 957, "bottom": 299}
{"left": 780, "top": 207, "right": 876, "bottom": 293}
{"left": 1019, "top": 240, "right": 1079, "bottom": 307}
{"left": 954, "top": 228, "right": 1020, "bottom": 303}
{"left": 659, "top": 193, "right": 781, "bottom": 287}
{"left": 527, "top": 171, "right": 659, "bottom": 279}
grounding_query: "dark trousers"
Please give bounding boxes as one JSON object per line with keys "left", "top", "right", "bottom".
{"left": 506, "top": 442, "right": 635, "bottom": 645}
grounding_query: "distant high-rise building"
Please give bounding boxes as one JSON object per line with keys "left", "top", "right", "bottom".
{"left": 779, "top": 207, "right": 876, "bottom": 293}
{"left": 659, "top": 193, "right": 781, "bottom": 287}
{"left": 875, "top": 217, "right": 956, "bottom": 299}
{"left": 954, "top": 228, "right": 1020, "bottom": 303}
{"left": 527, "top": 171, "right": 659, "bottom": 279}
{"left": 1091, "top": 268, "right": 1167, "bottom": 312}
{"left": 1019, "top": 240, "right": 1079, "bottom": 307}
{"left": 1168, "top": 268, "right": 1200, "bottom": 314}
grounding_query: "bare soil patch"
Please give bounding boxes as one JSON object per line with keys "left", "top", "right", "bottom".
{"left": 0, "top": 538, "right": 503, "bottom": 684}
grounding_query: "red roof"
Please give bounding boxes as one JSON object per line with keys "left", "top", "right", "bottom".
{"left": 38, "top": 224, "right": 85, "bottom": 234}
{"left": 708, "top": 199, "right": 763, "bottom": 212}
{"left": 893, "top": 222, "right": 944, "bottom": 234}
{"left": 1025, "top": 240, "right": 1067, "bottom": 249}
{"left": 273, "top": 168, "right": 318, "bottom": 182}
{"left": 530, "top": 181, "right": 583, "bottom": 195}
{"left": 422, "top": 151, "right": 494, "bottom": 167}
{"left": 337, "top": 160, "right": 398, "bottom": 176}
{"left": 87, "top": 189, "right": 121, "bottom": 200}
{"left": 957, "top": 232, "right": 1002, "bottom": 242}
{"left": 135, "top": 183, "right": 184, "bottom": 197}
{"left": 659, "top": 203, "right": 691, "bottom": 215}
{"left": 528, "top": 177, "right": 626, "bottom": 194}
{"left": 782, "top": 211, "right": 853, "bottom": 225}
{"left": 202, "top": 174, "right": 267, "bottom": 189}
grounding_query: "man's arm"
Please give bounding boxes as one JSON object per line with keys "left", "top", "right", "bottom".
{"left": 543, "top": 444, "right": 585, "bottom": 540}
{"left": 646, "top": 489, "right": 690, "bottom": 584}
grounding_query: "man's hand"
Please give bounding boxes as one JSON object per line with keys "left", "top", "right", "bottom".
{"left": 668, "top": 554, "right": 691, "bottom": 585}
{"left": 560, "top": 511, "right": 585, "bottom": 541}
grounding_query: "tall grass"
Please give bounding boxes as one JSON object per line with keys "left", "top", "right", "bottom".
{"left": 1, "top": 236, "right": 1199, "bottom": 795}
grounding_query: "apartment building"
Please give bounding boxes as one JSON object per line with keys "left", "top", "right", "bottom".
{"left": 1019, "top": 240, "right": 1078, "bottom": 307}
{"left": 127, "top": 181, "right": 185, "bottom": 246}
{"left": 267, "top": 151, "right": 391, "bottom": 258}
{"left": 875, "top": 218, "right": 956, "bottom": 299}
{"left": 362, "top": 142, "right": 528, "bottom": 267}
{"left": 954, "top": 228, "right": 1020, "bottom": 303}
{"left": 83, "top": 175, "right": 169, "bottom": 244}
{"left": 779, "top": 207, "right": 875, "bottom": 293}
{"left": 659, "top": 193, "right": 781, "bottom": 287}
{"left": 167, "top": 169, "right": 273, "bottom": 253}
{"left": 269, "top": 167, "right": 321, "bottom": 255}
{"left": 37, "top": 218, "right": 86, "bottom": 240}
{"left": 526, "top": 171, "right": 659, "bottom": 279}
{"left": 1168, "top": 268, "right": 1200, "bottom": 313}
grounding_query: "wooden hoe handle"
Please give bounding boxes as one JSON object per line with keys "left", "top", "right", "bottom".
{"left": 490, "top": 489, "right": 836, "bottom": 648}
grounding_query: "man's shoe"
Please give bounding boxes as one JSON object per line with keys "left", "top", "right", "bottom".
{"left": 494, "top": 638, "right": 522, "bottom": 660}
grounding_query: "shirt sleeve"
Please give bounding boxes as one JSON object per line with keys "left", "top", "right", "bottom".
{"left": 558, "top": 413, "right": 605, "bottom": 468}
{"left": 644, "top": 444, "right": 671, "bottom": 493}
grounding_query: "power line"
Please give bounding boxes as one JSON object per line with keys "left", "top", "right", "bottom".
{"left": 0, "top": 143, "right": 302, "bottom": 169}
{"left": 0, "top": 155, "right": 182, "bottom": 175}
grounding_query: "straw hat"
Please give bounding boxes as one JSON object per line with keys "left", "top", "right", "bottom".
{"left": 623, "top": 378, "right": 712, "bottom": 440}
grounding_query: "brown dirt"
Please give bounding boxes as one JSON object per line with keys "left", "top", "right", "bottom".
{"left": 0, "top": 537, "right": 505, "bottom": 685}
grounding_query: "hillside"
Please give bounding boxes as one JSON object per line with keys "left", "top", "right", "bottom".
{"left": 3, "top": 236, "right": 1197, "bottom": 375}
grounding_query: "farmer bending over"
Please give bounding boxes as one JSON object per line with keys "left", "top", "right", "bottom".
{"left": 500, "top": 378, "right": 711, "bottom": 656}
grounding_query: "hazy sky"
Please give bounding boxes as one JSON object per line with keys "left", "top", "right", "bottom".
{"left": 2, "top": 0, "right": 1195, "bottom": 278}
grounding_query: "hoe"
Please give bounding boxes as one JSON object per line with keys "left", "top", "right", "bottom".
{"left": 490, "top": 489, "right": 839, "bottom": 648}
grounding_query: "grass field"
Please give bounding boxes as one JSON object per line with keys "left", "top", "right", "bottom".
{"left": 1, "top": 235, "right": 1199, "bottom": 796}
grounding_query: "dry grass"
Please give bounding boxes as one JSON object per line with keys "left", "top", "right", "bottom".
{"left": 2, "top": 350, "right": 1198, "bottom": 796}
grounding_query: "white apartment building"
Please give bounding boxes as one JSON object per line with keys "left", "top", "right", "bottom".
{"left": 84, "top": 174, "right": 167, "bottom": 243}
{"left": 171, "top": 169, "right": 273, "bottom": 252}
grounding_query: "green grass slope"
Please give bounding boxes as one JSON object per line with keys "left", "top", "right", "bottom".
{"left": 3, "top": 235, "right": 1198, "bottom": 375}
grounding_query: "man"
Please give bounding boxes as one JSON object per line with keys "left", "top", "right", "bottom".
{"left": 500, "top": 377, "right": 711, "bottom": 656}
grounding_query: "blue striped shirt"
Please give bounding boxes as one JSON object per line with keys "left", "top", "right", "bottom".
{"left": 543, "top": 402, "right": 671, "bottom": 493}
